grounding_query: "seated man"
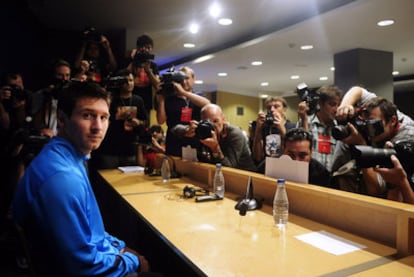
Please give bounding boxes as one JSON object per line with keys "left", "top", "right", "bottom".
{"left": 283, "top": 128, "right": 332, "bottom": 187}
{"left": 171, "top": 104, "right": 257, "bottom": 172}
{"left": 13, "top": 81, "right": 150, "bottom": 276}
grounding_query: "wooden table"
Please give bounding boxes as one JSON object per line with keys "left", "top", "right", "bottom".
{"left": 93, "top": 169, "right": 414, "bottom": 276}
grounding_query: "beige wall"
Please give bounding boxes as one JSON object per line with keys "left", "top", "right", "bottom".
{"left": 216, "top": 91, "right": 260, "bottom": 131}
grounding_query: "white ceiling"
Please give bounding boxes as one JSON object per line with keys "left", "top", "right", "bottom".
{"left": 27, "top": 0, "right": 414, "bottom": 97}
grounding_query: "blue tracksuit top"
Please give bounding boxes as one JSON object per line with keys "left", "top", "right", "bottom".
{"left": 13, "top": 137, "right": 139, "bottom": 276}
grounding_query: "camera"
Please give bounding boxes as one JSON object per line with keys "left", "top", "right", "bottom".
{"left": 195, "top": 119, "right": 215, "bottom": 139}
{"left": 296, "top": 83, "right": 320, "bottom": 115}
{"left": 7, "top": 84, "right": 27, "bottom": 102}
{"left": 265, "top": 111, "right": 274, "bottom": 126}
{"left": 159, "top": 67, "right": 186, "bottom": 96}
{"left": 133, "top": 48, "right": 155, "bottom": 66}
{"left": 102, "top": 75, "right": 129, "bottom": 92}
{"left": 82, "top": 27, "right": 102, "bottom": 43}
{"left": 332, "top": 118, "right": 384, "bottom": 141}
{"left": 351, "top": 140, "right": 414, "bottom": 175}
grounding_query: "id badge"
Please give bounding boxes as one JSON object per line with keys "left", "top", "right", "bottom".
{"left": 181, "top": 107, "right": 193, "bottom": 122}
{"left": 318, "top": 134, "right": 331, "bottom": 154}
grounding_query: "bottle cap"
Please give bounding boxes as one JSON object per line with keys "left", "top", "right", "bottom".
{"left": 216, "top": 163, "right": 222, "bottom": 168}
{"left": 277, "top": 178, "right": 285, "bottom": 184}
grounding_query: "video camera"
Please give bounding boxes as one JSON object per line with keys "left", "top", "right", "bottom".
{"left": 296, "top": 83, "right": 320, "bottom": 115}
{"left": 159, "top": 67, "right": 186, "bottom": 96}
{"left": 195, "top": 119, "right": 215, "bottom": 140}
{"left": 351, "top": 140, "right": 414, "bottom": 182}
{"left": 82, "top": 27, "right": 102, "bottom": 43}
{"left": 133, "top": 48, "right": 155, "bottom": 66}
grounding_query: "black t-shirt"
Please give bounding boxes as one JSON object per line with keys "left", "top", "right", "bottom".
{"left": 132, "top": 61, "right": 159, "bottom": 111}
{"left": 99, "top": 94, "right": 147, "bottom": 155}
{"left": 164, "top": 93, "right": 204, "bottom": 157}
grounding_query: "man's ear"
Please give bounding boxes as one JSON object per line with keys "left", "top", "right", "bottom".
{"left": 390, "top": 114, "right": 398, "bottom": 127}
{"left": 57, "top": 110, "right": 67, "bottom": 129}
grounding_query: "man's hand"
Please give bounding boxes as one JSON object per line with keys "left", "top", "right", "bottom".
{"left": 121, "top": 247, "right": 150, "bottom": 273}
{"left": 336, "top": 104, "right": 356, "bottom": 122}
{"left": 341, "top": 122, "right": 367, "bottom": 145}
{"left": 374, "top": 155, "right": 408, "bottom": 187}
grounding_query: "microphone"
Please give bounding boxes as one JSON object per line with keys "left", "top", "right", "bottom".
{"left": 235, "top": 176, "right": 263, "bottom": 216}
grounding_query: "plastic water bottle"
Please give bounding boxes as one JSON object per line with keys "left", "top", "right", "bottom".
{"left": 161, "top": 156, "right": 170, "bottom": 183}
{"left": 273, "top": 178, "right": 289, "bottom": 227}
{"left": 213, "top": 163, "right": 225, "bottom": 198}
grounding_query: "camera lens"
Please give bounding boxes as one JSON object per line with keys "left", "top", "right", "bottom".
{"left": 332, "top": 125, "right": 350, "bottom": 140}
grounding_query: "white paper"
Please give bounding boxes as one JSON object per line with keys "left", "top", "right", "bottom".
{"left": 182, "top": 145, "right": 198, "bottom": 161}
{"left": 264, "top": 155, "right": 309, "bottom": 184}
{"left": 295, "top": 230, "right": 367, "bottom": 255}
{"left": 117, "top": 166, "right": 145, "bottom": 173}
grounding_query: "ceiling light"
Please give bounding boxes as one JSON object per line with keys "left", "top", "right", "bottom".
{"left": 218, "top": 18, "right": 232, "bottom": 25}
{"left": 300, "top": 45, "right": 313, "bottom": 50}
{"left": 290, "top": 75, "right": 300, "bottom": 80}
{"left": 377, "top": 19, "right": 394, "bottom": 27}
{"left": 195, "top": 80, "right": 204, "bottom": 84}
{"left": 260, "top": 94, "right": 268, "bottom": 98}
{"left": 209, "top": 3, "right": 221, "bottom": 18}
{"left": 260, "top": 82, "right": 269, "bottom": 86}
{"left": 251, "top": 61, "right": 263, "bottom": 66}
{"left": 183, "top": 43, "right": 195, "bottom": 48}
{"left": 392, "top": 71, "right": 400, "bottom": 76}
{"left": 330, "top": 67, "right": 335, "bottom": 71}
{"left": 319, "top": 76, "right": 328, "bottom": 81}
{"left": 193, "top": 54, "right": 214, "bottom": 64}
{"left": 218, "top": 72, "right": 228, "bottom": 77}
{"left": 189, "top": 23, "right": 199, "bottom": 34}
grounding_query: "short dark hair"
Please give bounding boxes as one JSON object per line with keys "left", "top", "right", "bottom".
{"left": 284, "top": 128, "right": 313, "bottom": 150}
{"left": 149, "top": 125, "right": 163, "bottom": 134}
{"left": 317, "top": 85, "right": 342, "bottom": 103}
{"left": 364, "top": 97, "right": 397, "bottom": 123}
{"left": 136, "top": 34, "right": 154, "bottom": 48}
{"left": 58, "top": 81, "right": 110, "bottom": 117}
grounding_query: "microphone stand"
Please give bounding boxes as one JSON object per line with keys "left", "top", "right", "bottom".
{"left": 235, "top": 176, "right": 263, "bottom": 215}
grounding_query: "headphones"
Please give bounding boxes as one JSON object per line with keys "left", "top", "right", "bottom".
{"left": 183, "top": 186, "right": 209, "bottom": 198}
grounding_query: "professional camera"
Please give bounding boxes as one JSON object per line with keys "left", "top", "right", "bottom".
{"left": 10, "top": 127, "right": 50, "bottom": 166}
{"left": 351, "top": 140, "right": 414, "bottom": 181}
{"left": 159, "top": 67, "right": 186, "bottom": 96}
{"left": 296, "top": 83, "right": 320, "bottom": 115}
{"left": 132, "top": 48, "right": 155, "bottom": 66}
{"left": 82, "top": 27, "right": 102, "bottom": 43}
{"left": 195, "top": 119, "right": 215, "bottom": 140}
{"left": 332, "top": 117, "right": 384, "bottom": 141}
{"left": 8, "top": 84, "right": 27, "bottom": 102}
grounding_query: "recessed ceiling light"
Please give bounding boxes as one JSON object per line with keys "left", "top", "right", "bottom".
{"left": 392, "top": 71, "right": 400, "bottom": 76}
{"left": 183, "top": 43, "right": 195, "bottom": 48}
{"left": 193, "top": 54, "right": 214, "bottom": 64}
{"left": 300, "top": 45, "right": 313, "bottom": 50}
{"left": 251, "top": 61, "right": 263, "bottom": 66}
{"left": 260, "top": 94, "right": 268, "bottom": 98}
{"left": 260, "top": 82, "right": 269, "bottom": 86}
{"left": 290, "top": 75, "right": 300, "bottom": 80}
{"left": 319, "top": 76, "right": 328, "bottom": 81}
{"left": 377, "top": 19, "right": 394, "bottom": 27}
{"left": 218, "top": 18, "right": 232, "bottom": 25}
{"left": 209, "top": 3, "right": 221, "bottom": 18}
{"left": 330, "top": 67, "right": 335, "bottom": 71}
{"left": 195, "top": 80, "right": 204, "bottom": 84}
{"left": 189, "top": 23, "right": 199, "bottom": 34}
{"left": 218, "top": 72, "right": 228, "bottom": 77}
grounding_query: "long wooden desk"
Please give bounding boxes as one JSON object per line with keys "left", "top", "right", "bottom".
{"left": 93, "top": 165, "right": 414, "bottom": 276}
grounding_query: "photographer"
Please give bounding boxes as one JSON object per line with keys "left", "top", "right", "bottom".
{"left": 176, "top": 104, "right": 256, "bottom": 172}
{"left": 92, "top": 69, "right": 148, "bottom": 169}
{"left": 331, "top": 96, "right": 414, "bottom": 197}
{"left": 374, "top": 154, "right": 414, "bottom": 204}
{"left": 74, "top": 27, "right": 117, "bottom": 83}
{"left": 252, "top": 96, "right": 296, "bottom": 170}
{"left": 126, "top": 34, "right": 161, "bottom": 114}
{"left": 297, "top": 85, "right": 342, "bottom": 172}
{"left": 156, "top": 66, "right": 210, "bottom": 157}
